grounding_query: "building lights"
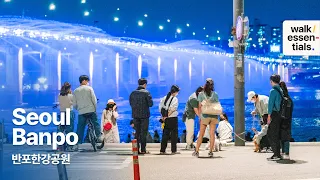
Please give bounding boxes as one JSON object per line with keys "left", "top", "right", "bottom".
{"left": 176, "top": 28, "right": 181, "bottom": 34}
{"left": 81, "top": 0, "right": 86, "bottom": 3}
{"left": 144, "top": 14, "right": 148, "bottom": 17}
{"left": 138, "top": 21, "right": 143, "bottom": 26}
{"left": 114, "top": 17, "right": 119, "bottom": 21}
{"left": 159, "top": 25, "right": 164, "bottom": 30}
{"left": 186, "top": 23, "right": 190, "bottom": 27}
{"left": 193, "top": 32, "right": 195, "bottom": 36}
{"left": 167, "top": 19, "right": 170, "bottom": 23}
{"left": 84, "top": 11, "right": 90, "bottom": 16}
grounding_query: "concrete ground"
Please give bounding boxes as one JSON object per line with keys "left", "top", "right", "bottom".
{"left": 2, "top": 143, "right": 320, "bottom": 180}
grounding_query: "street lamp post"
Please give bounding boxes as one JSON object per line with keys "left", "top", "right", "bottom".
{"left": 233, "top": 0, "right": 246, "bottom": 146}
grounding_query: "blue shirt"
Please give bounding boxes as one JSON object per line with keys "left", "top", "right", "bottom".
{"left": 268, "top": 85, "right": 283, "bottom": 114}
{"left": 197, "top": 91, "right": 219, "bottom": 119}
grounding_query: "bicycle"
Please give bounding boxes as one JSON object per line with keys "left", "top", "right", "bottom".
{"left": 83, "top": 113, "right": 98, "bottom": 152}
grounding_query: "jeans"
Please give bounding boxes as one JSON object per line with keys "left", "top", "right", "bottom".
{"left": 267, "top": 111, "right": 282, "bottom": 157}
{"left": 57, "top": 111, "right": 75, "bottom": 142}
{"left": 161, "top": 117, "right": 178, "bottom": 153}
{"left": 77, "top": 112, "right": 101, "bottom": 144}
{"left": 281, "top": 141, "right": 290, "bottom": 155}
{"left": 134, "top": 118, "right": 149, "bottom": 152}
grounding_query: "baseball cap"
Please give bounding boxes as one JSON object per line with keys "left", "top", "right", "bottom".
{"left": 247, "top": 91, "right": 255, "bottom": 102}
{"left": 107, "top": 99, "right": 115, "bottom": 104}
{"left": 206, "top": 78, "right": 213, "bottom": 84}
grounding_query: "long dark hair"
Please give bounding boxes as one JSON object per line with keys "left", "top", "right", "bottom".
{"left": 60, "top": 82, "right": 71, "bottom": 96}
{"left": 221, "top": 113, "right": 229, "bottom": 121}
{"left": 204, "top": 79, "right": 214, "bottom": 96}
{"left": 279, "top": 81, "right": 289, "bottom": 97}
{"left": 164, "top": 85, "right": 180, "bottom": 105}
{"left": 195, "top": 86, "right": 204, "bottom": 97}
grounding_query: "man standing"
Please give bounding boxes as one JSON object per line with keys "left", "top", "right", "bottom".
{"left": 73, "top": 75, "right": 101, "bottom": 148}
{"left": 267, "top": 74, "right": 283, "bottom": 161}
{"left": 183, "top": 86, "right": 203, "bottom": 150}
{"left": 247, "top": 91, "right": 269, "bottom": 123}
{"left": 129, "top": 78, "right": 153, "bottom": 154}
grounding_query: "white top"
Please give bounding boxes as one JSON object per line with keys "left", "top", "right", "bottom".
{"left": 159, "top": 95, "right": 179, "bottom": 117}
{"left": 100, "top": 109, "right": 119, "bottom": 132}
{"left": 58, "top": 94, "right": 73, "bottom": 112}
{"left": 217, "top": 120, "right": 233, "bottom": 141}
{"left": 257, "top": 125, "right": 268, "bottom": 139}
{"left": 253, "top": 95, "right": 269, "bottom": 116}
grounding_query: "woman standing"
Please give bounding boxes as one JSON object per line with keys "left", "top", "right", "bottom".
{"left": 58, "top": 82, "right": 75, "bottom": 151}
{"left": 279, "top": 81, "right": 294, "bottom": 160}
{"left": 193, "top": 78, "right": 220, "bottom": 157}
{"left": 98, "top": 99, "right": 120, "bottom": 149}
{"left": 159, "top": 85, "right": 180, "bottom": 154}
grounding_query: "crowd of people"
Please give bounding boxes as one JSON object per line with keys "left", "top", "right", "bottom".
{"left": 55, "top": 73, "right": 294, "bottom": 161}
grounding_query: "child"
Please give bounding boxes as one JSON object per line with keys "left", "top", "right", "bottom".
{"left": 98, "top": 99, "right": 119, "bottom": 149}
{"left": 252, "top": 118, "right": 268, "bottom": 152}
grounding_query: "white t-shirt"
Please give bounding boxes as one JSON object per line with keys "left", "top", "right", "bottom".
{"left": 159, "top": 95, "right": 178, "bottom": 117}
{"left": 217, "top": 120, "right": 233, "bottom": 141}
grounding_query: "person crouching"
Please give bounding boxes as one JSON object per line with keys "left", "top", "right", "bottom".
{"left": 252, "top": 118, "right": 268, "bottom": 152}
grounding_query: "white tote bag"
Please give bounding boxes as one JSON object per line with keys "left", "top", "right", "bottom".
{"left": 201, "top": 93, "right": 223, "bottom": 115}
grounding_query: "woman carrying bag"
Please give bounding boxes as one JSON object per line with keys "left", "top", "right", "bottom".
{"left": 98, "top": 99, "right": 119, "bottom": 149}
{"left": 159, "top": 85, "right": 180, "bottom": 154}
{"left": 193, "top": 78, "right": 222, "bottom": 158}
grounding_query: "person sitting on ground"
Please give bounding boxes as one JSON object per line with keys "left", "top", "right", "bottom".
{"left": 98, "top": 99, "right": 119, "bottom": 149}
{"left": 217, "top": 113, "right": 233, "bottom": 145}
{"left": 252, "top": 118, "right": 269, "bottom": 152}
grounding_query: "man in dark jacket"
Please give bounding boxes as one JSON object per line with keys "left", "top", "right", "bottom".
{"left": 129, "top": 78, "right": 153, "bottom": 154}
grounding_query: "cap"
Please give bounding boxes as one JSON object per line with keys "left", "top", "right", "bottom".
{"left": 206, "top": 78, "right": 213, "bottom": 84}
{"left": 107, "top": 99, "right": 115, "bottom": 104}
{"left": 247, "top": 91, "right": 255, "bottom": 102}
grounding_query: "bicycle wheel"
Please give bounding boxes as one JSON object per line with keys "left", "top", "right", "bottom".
{"left": 88, "top": 126, "right": 97, "bottom": 152}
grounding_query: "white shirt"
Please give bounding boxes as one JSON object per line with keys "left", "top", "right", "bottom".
{"left": 159, "top": 95, "right": 178, "bottom": 117}
{"left": 217, "top": 120, "right": 233, "bottom": 141}
{"left": 254, "top": 95, "right": 269, "bottom": 116}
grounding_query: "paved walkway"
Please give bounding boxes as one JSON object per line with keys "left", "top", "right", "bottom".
{"left": 1, "top": 143, "right": 320, "bottom": 180}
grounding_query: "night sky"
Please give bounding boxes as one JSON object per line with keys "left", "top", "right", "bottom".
{"left": 0, "top": 0, "right": 319, "bottom": 41}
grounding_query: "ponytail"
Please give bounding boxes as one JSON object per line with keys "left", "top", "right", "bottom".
{"left": 163, "top": 92, "right": 172, "bottom": 105}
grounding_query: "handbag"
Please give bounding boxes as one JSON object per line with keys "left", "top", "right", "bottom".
{"left": 103, "top": 122, "right": 112, "bottom": 131}
{"left": 201, "top": 93, "right": 222, "bottom": 115}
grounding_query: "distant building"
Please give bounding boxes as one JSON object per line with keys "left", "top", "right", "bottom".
{"left": 246, "top": 19, "right": 270, "bottom": 54}
{"left": 270, "top": 27, "right": 282, "bottom": 53}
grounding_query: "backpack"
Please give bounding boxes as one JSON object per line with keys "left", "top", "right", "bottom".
{"left": 273, "top": 88, "right": 293, "bottom": 119}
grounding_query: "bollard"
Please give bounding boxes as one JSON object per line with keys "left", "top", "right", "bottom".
{"left": 57, "top": 153, "right": 68, "bottom": 180}
{"left": 132, "top": 139, "right": 140, "bottom": 180}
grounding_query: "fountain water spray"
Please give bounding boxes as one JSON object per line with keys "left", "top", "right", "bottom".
{"left": 188, "top": 60, "right": 192, "bottom": 82}
{"left": 138, "top": 55, "right": 142, "bottom": 79}
{"left": 116, "top": 53, "right": 119, "bottom": 97}
{"left": 174, "top": 59, "right": 177, "bottom": 83}
{"left": 89, "top": 52, "right": 93, "bottom": 86}
{"left": 157, "top": 57, "right": 161, "bottom": 82}
{"left": 57, "top": 51, "right": 61, "bottom": 90}
{"left": 18, "top": 48, "right": 23, "bottom": 104}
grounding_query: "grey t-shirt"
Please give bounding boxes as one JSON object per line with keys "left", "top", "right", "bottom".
{"left": 73, "top": 85, "right": 97, "bottom": 115}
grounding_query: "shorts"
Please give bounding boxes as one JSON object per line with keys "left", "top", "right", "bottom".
{"left": 201, "top": 117, "right": 218, "bottom": 125}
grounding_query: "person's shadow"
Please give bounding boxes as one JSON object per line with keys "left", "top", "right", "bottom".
{"left": 276, "top": 159, "right": 307, "bottom": 164}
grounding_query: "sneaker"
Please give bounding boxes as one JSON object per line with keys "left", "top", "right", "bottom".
{"left": 283, "top": 154, "right": 290, "bottom": 160}
{"left": 267, "top": 155, "right": 281, "bottom": 161}
{"left": 172, "top": 152, "right": 180, "bottom": 155}
{"left": 192, "top": 151, "right": 199, "bottom": 158}
{"left": 160, "top": 152, "right": 166, "bottom": 155}
{"left": 208, "top": 151, "right": 214, "bottom": 158}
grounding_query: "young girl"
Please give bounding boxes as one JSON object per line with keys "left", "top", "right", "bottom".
{"left": 98, "top": 99, "right": 120, "bottom": 149}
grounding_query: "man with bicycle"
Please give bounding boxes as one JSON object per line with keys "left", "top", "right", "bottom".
{"left": 73, "top": 75, "right": 101, "bottom": 150}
